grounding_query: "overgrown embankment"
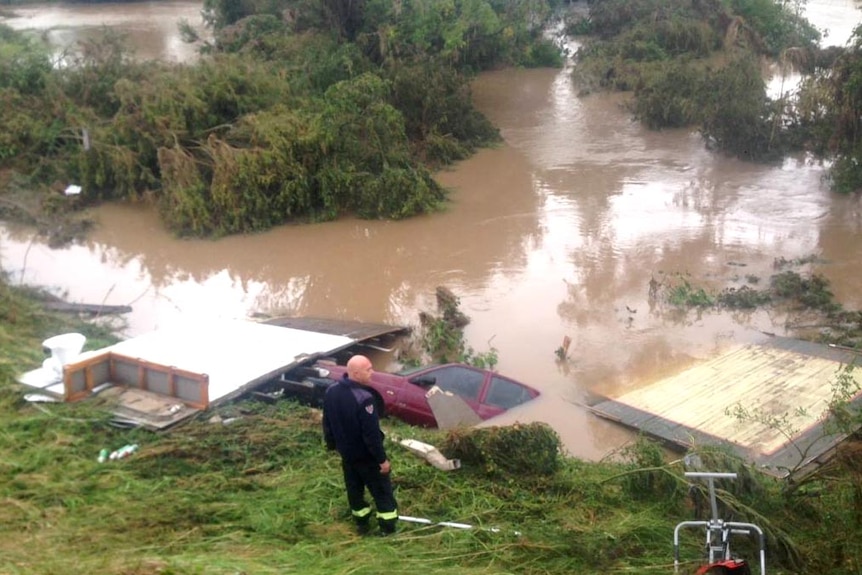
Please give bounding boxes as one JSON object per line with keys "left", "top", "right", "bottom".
{"left": 3, "top": 274, "right": 862, "bottom": 574}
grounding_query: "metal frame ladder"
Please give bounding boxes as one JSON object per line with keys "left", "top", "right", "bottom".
{"left": 674, "top": 472, "right": 766, "bottom": 575}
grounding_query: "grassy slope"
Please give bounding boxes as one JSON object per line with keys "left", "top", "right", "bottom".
{"left": 0, "top": 278, "right": 857, "bottom": 575}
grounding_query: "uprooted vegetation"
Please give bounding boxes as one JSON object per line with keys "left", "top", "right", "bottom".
{"left": 650, "top": 257, "right": 862, "bottom": 348}
{"left": 398, "top": 285, "right": 499, "bottom": 369}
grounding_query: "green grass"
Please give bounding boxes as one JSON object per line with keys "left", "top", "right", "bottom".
{"left": 2, "top": 276, "right": 862, "bottom": 574}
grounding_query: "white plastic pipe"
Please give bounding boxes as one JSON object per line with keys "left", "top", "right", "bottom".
{"left": 399, "top": 515, "right": 518, "bottom": 535}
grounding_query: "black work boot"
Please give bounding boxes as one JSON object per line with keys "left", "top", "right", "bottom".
{"left": 377, "top": 518, "right": 397, "bottom": 536}
{"left": 355, "top": 518, "right": 372, "bottom": 536}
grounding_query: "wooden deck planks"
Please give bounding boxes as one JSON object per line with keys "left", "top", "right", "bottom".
{"left": 588, "top": 337, "right": 862, "bottom": 477}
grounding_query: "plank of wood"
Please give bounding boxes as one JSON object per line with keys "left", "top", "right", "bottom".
{"left": 43, "top": 302, "right": 133, "bottom": 315}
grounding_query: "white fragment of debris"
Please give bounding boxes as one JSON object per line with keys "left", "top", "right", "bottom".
{"left": 399, "top": 515, "right": 520, "bottom": 535}
{"left": 208, "top": 414, "right": 242, "bottom": 425}
{"left": 64, "top": 184, "right": 82, "bottom": 196}
{"left": 399, "top": 438, "right": 461, "bottom": 471}
{"left": 24, "top": 394, "right": 60, "bottom": 403}
{"left": 425, "top": 385, "right": 482, "bottom": 429}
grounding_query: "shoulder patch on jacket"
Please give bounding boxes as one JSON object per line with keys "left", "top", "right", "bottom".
{"left": 365, "top": 403, "right": 374, "bottom": 415}
{"left": 350, "top": 385, "right": 373, "bottom": 405}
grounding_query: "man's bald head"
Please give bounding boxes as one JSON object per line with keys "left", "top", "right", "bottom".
{"left": 346, "top": 354, "right": 374, "bottom": 384}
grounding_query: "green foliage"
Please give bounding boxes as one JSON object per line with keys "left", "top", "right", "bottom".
{"left": 56, "top": 28, "right": 139, "bottom": 117}
{"left": 699, "top": 54, "right": 784, "bottom": 161}
{"left": 0, "top": 90, "right": 48, "bottom": 164}
{"left": 442, "top": 422, "right": 563, "bottom": 479}
{"left": 157, "top": 145, "right": 214, "bottom": 236}
{"left": 823, "top": 364, "right": 861, "bottom": 436}
{"left": 666, "top": 275, "right": 715, "bottom": 308}
{"left": 796, "top": 29, "right": 862, "bottom": 193}
{"left": 579, "top": 0, "right": 825, "bottom": 161}
{"left": 770, "top": 270, "right": 840, "bottom": 312}
{"left": 385, "top": 60, "right": 500, "bottom": 158}
{"left": 420, "top": 314, "right": 469, "bottom": 363}
{"left": 717, "top": 285, "right": 773, "bottom": 309}
{"left": 828, "top": 151, "right": 862, "bottom": 194}
{"left": 393, "top": 0, "right": 504, "bottom": 69}
{"left": 725, "top": 0, "right": 820, "bottom": 56}
{"left": 0, "top": 2, "right": 542, "bottom": 238}
{"left": 587, "top": 0, "right": 670, "bottom": 39}
{"left": 0, "top": 24, "right": 53, "bottom": 95}
{"left": 352, "top": 164, "right": 446, "bottom": 219}
{"left": 614, "top": 436, "right": 685, "bottom": 502}
{"left": 633, "top": 60, "right": 709, "bottom": 128}
{"left": 576, "top": 0, "right": 731, "bottom": 95}
{"left": 589, "top": 0, "right": 818, "bottom": 55}
{"left": 202, "top": 0, "right": 262, "bottom": 28}
{"left": 0, "top": 279, "right": 119, "bottom": 385}
{"left": 150, "top": 71, "right": 449, "bottom": 236}
{"left": 72, "top": 145, "right": 145, "bottom": 202}
{"left": 206, "top": 0, "right": 562, "bottom": 71}
{"left": 209, "top": 13, "right": 290, "bottom": 53}
{"left": 404, "top": 286, "right": 502, "bottom": 367}
{"left": 727, "top": 363, "right": 860, "bottom": 485}
{"left": 659, "top": 269, "right": 844, "bottom": 315}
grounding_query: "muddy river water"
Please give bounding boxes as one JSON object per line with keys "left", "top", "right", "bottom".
{"left": 2, "top": 1, "right": 861, "bottom": 459}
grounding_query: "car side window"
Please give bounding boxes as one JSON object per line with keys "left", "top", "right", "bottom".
{"left": 432, "top": 367, "right": 484, "bottom": 401}
{"left": 485, "top": 376, "right": 531, "bottom": 409}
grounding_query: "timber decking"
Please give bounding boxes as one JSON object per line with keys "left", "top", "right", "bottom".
{"left": 588, "top": 337, "right": 861, "bottom": 478}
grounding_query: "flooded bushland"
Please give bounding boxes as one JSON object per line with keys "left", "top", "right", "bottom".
{"left": 570, "top": 0, "right": 862, "bottom": 187}
{"left": 0, "top": 0, "right": 566, "bottom": 239}
{"left": 4, "top": 0, "right": 862, "bottom": 242}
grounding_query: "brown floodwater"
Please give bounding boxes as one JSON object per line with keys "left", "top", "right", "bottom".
{"left": 1, "top": 1, "right": 208, "bottom": 62}
{"left": 1, "top": 1, "right": 861, "bottom": 459}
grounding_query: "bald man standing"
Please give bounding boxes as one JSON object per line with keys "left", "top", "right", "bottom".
{"left": 322, "top": 354, "right": 398, "bottom": 535}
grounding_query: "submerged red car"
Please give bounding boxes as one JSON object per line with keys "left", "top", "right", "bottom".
{"left": 278, "top": 361, "right": 540, "bottom": 428}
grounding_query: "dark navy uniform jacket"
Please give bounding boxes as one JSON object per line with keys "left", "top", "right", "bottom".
{"left": 322, "top": 374, "right": 388, "bottom": 465}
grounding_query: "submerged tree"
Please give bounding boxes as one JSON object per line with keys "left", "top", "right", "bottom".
{"left": 0, "top": 1, "right": 567, "bottom": 239}
{"left": 576, "top": 0, "right": 821, "bottom": 164}
{"left": 794, "top": 24, "right": 862, "bottom": 193}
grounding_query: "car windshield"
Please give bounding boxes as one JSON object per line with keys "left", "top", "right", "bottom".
{"left": 485, "top": 376, "right": 533, "bottom": 409}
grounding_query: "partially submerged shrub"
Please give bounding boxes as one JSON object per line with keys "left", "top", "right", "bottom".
{"left": 770, "top": 271, "right": 840, "bottom": 312}
{"left": 699, "top": 54, "right": 783, "bottom": 161}
{"left": 633, "top": 60, "right": 708, "bottom": 128}
{"left": 717, "top": 285, "right": 772, "bottom": 309}
{"left": 442, "top": 422, "right": 562, "bottom": 479}
{"left": 666, "top": 275, "right": 715, "bottom": 308}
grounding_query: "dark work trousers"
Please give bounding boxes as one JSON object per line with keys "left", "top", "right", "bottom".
{"left": 342, "top": 459, "right": 398, "bottom": 533}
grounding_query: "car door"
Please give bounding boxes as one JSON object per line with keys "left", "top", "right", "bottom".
{"left": 367, "top": 369, "right": 433, "bottom": 426}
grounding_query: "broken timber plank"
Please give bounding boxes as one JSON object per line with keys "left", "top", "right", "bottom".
{"left": 42, "top": 302, "right": 133, "bottom": 315}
